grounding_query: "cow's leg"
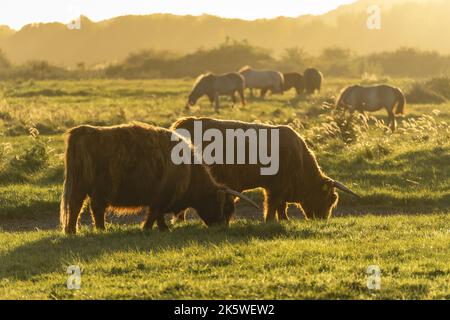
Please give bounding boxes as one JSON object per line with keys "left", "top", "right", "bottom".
{"left": 249, "top": 88, "right": 254, "bottom": 98}
{"left": 264, "top": 192, "right": 282, "bottom": 222}
{"left": 64, "top": 190, "right": 86, "bottom": 235}
{"left": 141, "top": 208, "right": 157, "bottom": 231}
{"left": 277, "top": 203, "right": 289, "bottom": 221}
{"left": 156, "top": 215, "right": 170, "bottom": 232}
{"left": 173, "top": 209, "right": 186, "bottom": 223}
{"left": 89, "top": 198, "right": 107, "bottom": 231}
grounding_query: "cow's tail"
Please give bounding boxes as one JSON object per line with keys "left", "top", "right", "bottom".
{"left": 60, "top": 127, "right": 92, "bottom": 234}
{"left": 394, "top": 87, "right": 406, "bottom": 115}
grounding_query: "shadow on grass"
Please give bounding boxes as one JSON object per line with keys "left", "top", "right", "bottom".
{"left": 0, "top": 221, "right": 291, "bottom": 281}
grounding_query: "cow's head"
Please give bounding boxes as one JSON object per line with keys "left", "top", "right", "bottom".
{"left": 301, "top": 178, "right": 359, "bottom": 220}
{"left": 196, "top": 187, "right": 259, "bottom": 226}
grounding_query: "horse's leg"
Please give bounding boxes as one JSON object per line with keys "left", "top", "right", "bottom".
{"left": 261, "top": 88, "right": 268, "bottom": 98}
{"left": 214, "top": 94, "right": 220, "bottom": 113}
{"left": 387, "top": 108, "right": 396, "bottom": 132}
{"left": 238, "top": 88, "right": 246, "bottom": 106}
{"left": 230, "top": 92, "right": 237, "bottom": 108}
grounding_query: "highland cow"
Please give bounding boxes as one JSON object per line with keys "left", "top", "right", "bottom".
{"left": 60, "top": 123, "right": 257, "bottom": 234}
{"left": 171, "top": 117, "right": 359, "bottom": 221}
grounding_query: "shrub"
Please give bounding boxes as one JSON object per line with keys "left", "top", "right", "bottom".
{"left": 405, "top": 83, "right": 446, "bottom": 104}
{"left": 424, "top": 77, "right": 450, "bottom": 99}
{"left": 9, "top": 128, "right": 51, "bottom": 172}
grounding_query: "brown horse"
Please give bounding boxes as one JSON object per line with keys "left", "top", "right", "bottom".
{"left": 283, "top": 72, "right": 305, "bottom": 96}
{"left": 304, "top": 68, "right": 323, "bottom": 94}
{"left": 336, "top": 84, "right": 406, "bottom": 131}
{"left": 186, "top": 73, "right": 245, "bottom": 112}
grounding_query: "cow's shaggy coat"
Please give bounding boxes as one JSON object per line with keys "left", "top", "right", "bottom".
{"left": 171, "top": 117, "right": 357, "bottom": 221}
{"left": 60, "top": 123, "right": 237, "bottom": 234}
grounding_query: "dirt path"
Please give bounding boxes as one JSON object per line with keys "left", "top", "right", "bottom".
{"left": 1, "top": 204, "right": 442, "bottom": 233}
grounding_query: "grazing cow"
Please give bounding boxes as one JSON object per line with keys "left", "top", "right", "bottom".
{"left": 304, "top": 67, "right": 323, "bottom": 94}
{"left": 239, "top": 66, "right": 284, "bottom": 98}
{"left": 336, "top": 84, "right": 406, "bottom": 132}
{"left": 186, "top": 72, "right": 245, "bottom": 112}
{"left": 171, "top": 117, "right": 359, "bottom": 222}
{"left": 283, "top": 72, "right": 305, "bottom": 96}
{"left": 60, "top": 123, "right": 257, "bottom": 234}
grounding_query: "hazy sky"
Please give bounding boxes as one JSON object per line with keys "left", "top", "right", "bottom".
{"left": 0, "top": 0, "right": 357, "bottom": 29}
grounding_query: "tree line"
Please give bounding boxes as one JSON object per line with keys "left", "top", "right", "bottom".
{"left": 1, "top": 40, "right": 450, "bottom": 80}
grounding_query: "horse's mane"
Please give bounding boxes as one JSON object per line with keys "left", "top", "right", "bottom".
{"left": 336, "top": 85, "right": 354, "bottom": 107}
{"left": 193, "top": 72, "right": 212, "bottom": 87}
{"left": 239, "top": 65, "right": 252, "bottom": 73}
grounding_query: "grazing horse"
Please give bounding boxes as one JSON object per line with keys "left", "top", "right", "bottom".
{"left": 304, "top": 68, "right": 323, "bottom": 94}
{"left": 283, "top": 72, "right": 305, "bottom": 96}
{"left": 186, "top": 72, "right": 245, "bottom": 112}
{"left": 239, "top": 66, "right": 284, "bottom": 98}
{"left": 336, "top": 84, "right": 406, "bottom": 132}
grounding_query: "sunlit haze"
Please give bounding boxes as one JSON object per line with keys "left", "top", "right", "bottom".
{"left": 0, "top": 0, "right": 357, "bottom": 29}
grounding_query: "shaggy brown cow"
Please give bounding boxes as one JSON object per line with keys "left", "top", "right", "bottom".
{"left": 283, "top": 72, "right": 305, "bottom": 96}
{"left": 171, "top": 117, "right": 359, "bottom": 221}
{"left": 60, "top": 123, "right": 257, "bottom": 234}
{"left": 304, "top": 67, "right": 323, "bottom": 94}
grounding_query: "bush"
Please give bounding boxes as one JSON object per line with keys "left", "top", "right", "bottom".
{"left": 9, "top": 128, "right": 51, "bottom": 172}
{"left": 406, "top": 83, "right": 446, "bottom": 104}
{"left": 424, "top": 77, "right": 450, "bottom": 99}
{"left": 310, "top": 109, "right": 373, "bottom": 145}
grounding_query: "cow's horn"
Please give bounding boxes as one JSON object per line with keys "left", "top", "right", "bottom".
{"left": 333, "top": 181, "right": 360, "bottom": 198}
{"left": 225, "top": 189, "right": 260, "bottom": 209}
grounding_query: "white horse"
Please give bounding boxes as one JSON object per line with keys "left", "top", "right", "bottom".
{"left": 239, "top": 66, "right": 284, "bottom": 98}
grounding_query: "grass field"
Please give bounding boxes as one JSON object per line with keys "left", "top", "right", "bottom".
{"left": 0, "top": 78, "right": 449, "bottom": 299}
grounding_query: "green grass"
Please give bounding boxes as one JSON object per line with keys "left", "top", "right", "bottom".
{"left": 0, "top": 78, "right": 449, "bottom": 299}
{"left": 0, "top": 215, "right": 448, "bottom": 299}
{"left": 0, "top": 78, "right": 449, "bottom": 219}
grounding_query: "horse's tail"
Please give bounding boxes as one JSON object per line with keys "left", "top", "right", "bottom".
{"left": 394, "top": 88, "right": 406, "bottom": 115}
